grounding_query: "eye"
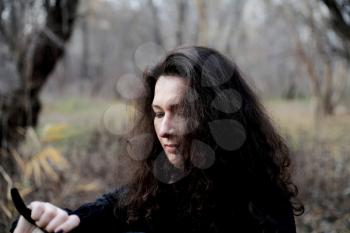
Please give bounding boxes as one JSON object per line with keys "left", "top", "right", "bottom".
{"left": 154, "top": 112, "right": 165, "bottom": 118}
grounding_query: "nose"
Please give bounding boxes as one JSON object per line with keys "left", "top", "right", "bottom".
{"left": 159, "top": 114, "right": 174, "bottom": 138}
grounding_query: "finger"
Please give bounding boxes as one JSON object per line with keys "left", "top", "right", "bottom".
{"left": 54, "top": 214, "right": 80, "bottom": 233}
{"left": 32, "top": 228, "right": 45, "bottom": 233}
{"left": 29, "top": 201, "right": 45, "bottom": 221}
{"left": 35, "top": 203, "right": 58, "bottom": 228}
{"left": 44, "top": 209, "right": 69, "bottom": 232}
{"left": 13, "top": 216, "right": 36, "bottom": 233}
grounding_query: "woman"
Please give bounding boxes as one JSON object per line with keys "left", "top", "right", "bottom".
{"left": 12, "top": 46, "right": 303, "bottom": 233}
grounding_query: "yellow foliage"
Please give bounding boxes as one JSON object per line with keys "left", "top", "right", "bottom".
{"left": 32, "top": 159, "right": 42, "bottom": 186}
{"left": 41, "top": 123, "right": 70, "bottom": 143}
{"left": 10, "top": 148, "right": 26, "bottom": 174}
{"left": 75, "top": 181, "right": 101, "bottom": 192}
{"left": 18, "top": 187, "right": 33, "bottom": 198}
{"left": 40, "top": 158, "right": 59, "bottom": 181}
{"left": 25, "top": 147, "right": 69, "bottom": 186}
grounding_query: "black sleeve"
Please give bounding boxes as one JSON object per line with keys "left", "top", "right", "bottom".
{"left": 68, "top": 188, "right": 131, "bottom": 233}
{"left": 262, "top": 202, "right": 297, "bottom": 233}
{"left": 275, "top": 204, "right": 296, "bottom": 233}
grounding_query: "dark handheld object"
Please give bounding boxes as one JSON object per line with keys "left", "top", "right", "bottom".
{"left": 10, "top": 187, "right": 48, "bottom": 232}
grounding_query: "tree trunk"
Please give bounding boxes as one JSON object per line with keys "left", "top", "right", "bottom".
{"left": 81, "top": 17, "right": 91, "bottom": 81}
{"left": 321, "top": 60, "right": 334, "bottom": 115}
{"left": 282, "top": 76, "right": 297, "bottom": 100}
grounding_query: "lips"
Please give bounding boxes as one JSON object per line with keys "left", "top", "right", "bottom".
{"left": 164, "top": 144, "right": 178, "bottom": 147}
{"left": 164, "top": 144, "right": 179, "bottom": 153}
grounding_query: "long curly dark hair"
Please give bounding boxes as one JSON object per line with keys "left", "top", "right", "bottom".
{"left": 116, "top": 46, "right": 304, "bottom": 232}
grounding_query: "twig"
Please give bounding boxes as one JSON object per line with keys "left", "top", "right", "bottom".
{"left": 0, "top": 165, "right": 13, "bottom": 200}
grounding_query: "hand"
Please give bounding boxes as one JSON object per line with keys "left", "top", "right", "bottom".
{"left": 13, "top": 201, "right": 80, "bottom": 233}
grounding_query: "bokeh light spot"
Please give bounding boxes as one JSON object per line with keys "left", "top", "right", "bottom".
{"left": 209, "top": 119, "right": 246, "bottom": 151}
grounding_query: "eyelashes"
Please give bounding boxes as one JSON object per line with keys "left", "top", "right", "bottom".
{"left": 154, "top": 112, "right": 165, "bottom": 118}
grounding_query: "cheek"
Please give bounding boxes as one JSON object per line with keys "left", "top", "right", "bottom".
{"left": 154, "top": 120, "right": 160, "bottom": 136}
{"left": 176, "top": 116, "right": 200, "bottom": 135}
{"left": 173, "top": 117, "right": 188, "bottom": 135}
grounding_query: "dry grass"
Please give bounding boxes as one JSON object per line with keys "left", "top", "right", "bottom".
{"left": 265, "top": 99, "right": 350, "bottom": 233}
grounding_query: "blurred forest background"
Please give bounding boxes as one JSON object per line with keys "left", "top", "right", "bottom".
{"left": 0, "top": 0, "right": 350, "bottom": 232}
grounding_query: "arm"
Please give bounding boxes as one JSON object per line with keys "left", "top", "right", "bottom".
{"left": 10, "top": 187, "right": 129, "bottom": 233}
{"left": 70, "top": 187, "right": 150, "bottom": 233}
{"left": 68, "top": 189, "right": 129, "bottom": 233}
{"left": 11, "top": 203, "right": 79, "bottom": 233}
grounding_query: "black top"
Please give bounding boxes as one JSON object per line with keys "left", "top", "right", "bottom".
{"left": 10, "top": 184, "right": 296, "bottom": 233}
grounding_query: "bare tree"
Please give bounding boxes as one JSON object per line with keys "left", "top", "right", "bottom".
{"left": 0, "top": 0, "right": 79, "bottom": 176}
{"left": 0, "top": 2, "right": 79, "bottom": 230}
{"left": 278, "top": 0, "right": 348, "bottom": 116}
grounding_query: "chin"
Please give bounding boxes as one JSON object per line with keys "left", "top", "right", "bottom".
{"left": 166, "top": 153, "right": 177, "bottom": 162}
{"left": 166, "top": 153, "right": 182, "bottom": 167}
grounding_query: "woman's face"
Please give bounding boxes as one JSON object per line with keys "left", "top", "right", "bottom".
{"left": 152, "top": 75, "right": 189, "bottom": 169}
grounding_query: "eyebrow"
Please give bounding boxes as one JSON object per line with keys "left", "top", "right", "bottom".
{"left": 152, "top": 103, "right": 181, "bottom": 110}
{"left": 152, "top": 104, "right": 161, "bottom": 110}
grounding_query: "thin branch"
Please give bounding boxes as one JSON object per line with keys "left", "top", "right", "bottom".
{"left": 42, "top": 26, "right": 65, "bottom": 49}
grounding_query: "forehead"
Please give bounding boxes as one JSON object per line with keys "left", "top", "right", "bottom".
{"left": 152, "top": 75, "right": 188, "bottom": 109}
